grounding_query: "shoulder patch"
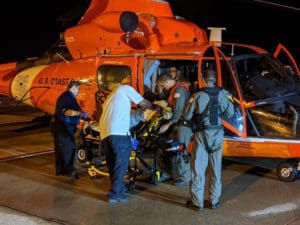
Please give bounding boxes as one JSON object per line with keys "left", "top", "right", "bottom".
{"left": 174, "top": 92, "right": 180, "bottom": 98}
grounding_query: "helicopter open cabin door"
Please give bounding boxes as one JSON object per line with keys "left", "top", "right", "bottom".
{"left": 199, "top": 44, "right": 248, "bottom": 141}
{"left": 273, "top": 43, "right": 300, "bottom": 77}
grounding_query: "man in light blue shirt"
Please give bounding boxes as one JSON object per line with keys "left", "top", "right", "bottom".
{"left": 99, "top": 74, "right": 152, "bottom": 203}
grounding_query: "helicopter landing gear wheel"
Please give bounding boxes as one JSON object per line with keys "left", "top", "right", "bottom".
{"left": 276, "top": 162, "right": 297, "bottom": 182}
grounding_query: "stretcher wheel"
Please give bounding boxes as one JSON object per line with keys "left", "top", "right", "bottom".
{"left": 77, "top": 148, "right": 88, "bottom": 163}
{"left": 276, "top": 162, "right": 297, "bottom": 182}
{"left": 90, "top": 175, "right": 97, "bottom": 179}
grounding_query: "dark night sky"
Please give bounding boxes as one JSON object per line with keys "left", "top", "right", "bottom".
{"left": 0, "top": 0, "right": 299, "bottom": 63}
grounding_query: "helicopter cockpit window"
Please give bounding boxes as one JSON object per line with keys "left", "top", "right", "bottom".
{"left": 97, "top": 65, "right": 131, "bottom": 92}
{"left": 275, "top": 49, "right": 299, "bottom": 78}
{"left": 234, "top": 54, "right": 299, "bottom": 102}
{"left": 233, "top": 54, "right": 300, "bottom": 138}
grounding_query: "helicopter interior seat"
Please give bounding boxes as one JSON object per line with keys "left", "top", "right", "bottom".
{"left": 237, "top": 71, "right": 250, "bottom": 86}
{"left": 235, "top": 71, "right": 257, "bottom": 101}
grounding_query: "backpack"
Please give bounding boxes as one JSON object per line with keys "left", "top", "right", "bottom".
{"left": 201, "top": 87, "right": 221, "bottom": 126}
{"left": 193, "top": 87, "right": 222, "bottom": 131}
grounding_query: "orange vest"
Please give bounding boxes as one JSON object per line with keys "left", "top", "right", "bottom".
{"left": 167, "top": 81, "right": 189, "bottom": 107}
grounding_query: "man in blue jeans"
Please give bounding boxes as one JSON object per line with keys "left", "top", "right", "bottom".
{"left": 99, "top": 72, "right": 152, "bottom": 203}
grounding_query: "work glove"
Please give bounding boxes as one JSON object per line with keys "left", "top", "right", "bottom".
{"left": 144, "top": 109, "right": 156, "bottom": 121}
{"left": 162, "top": 107, "right": 173, "bottom": 120}
{"left": 153, "top": 100, "right": 168, "bottom": 108}
{"left": 80, "top": 111, "right": 89, "bottom": 120}
{"left": 131, "top": 138, "right": 139, "bottom": 151}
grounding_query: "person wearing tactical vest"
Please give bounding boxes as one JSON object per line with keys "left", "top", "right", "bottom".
{"left": 157, "top": 73, "right": 192, "bottom": 186}
{"left": 184, "top": 69, "right": 234, "bottom": 211}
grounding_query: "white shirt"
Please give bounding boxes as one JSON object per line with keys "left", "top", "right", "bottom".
{"left": 99, "top": 85, "right": 144, "bottom": 140}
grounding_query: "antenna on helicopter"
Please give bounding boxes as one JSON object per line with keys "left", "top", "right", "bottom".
{"left": 207, "top": 27, "right": 226, "bottom": 47}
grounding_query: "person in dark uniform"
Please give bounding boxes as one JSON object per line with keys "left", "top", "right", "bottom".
{"left": 50, "top": 80, "right": 89, "bottom": 180}
{"left": 157, "top": 73, "right": 192, "bottom": 186}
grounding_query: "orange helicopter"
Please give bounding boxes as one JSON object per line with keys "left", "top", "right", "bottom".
{"left": 0, "top": 0, "right": 300, "bottom": 181}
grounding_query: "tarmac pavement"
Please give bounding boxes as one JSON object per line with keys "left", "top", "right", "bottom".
{"left": 0, "top": 206, "right": 60, "bottom": 225}
{"left": 1, "top": 154, "right": 300, "bottom": 225}
{"left": 1, "top": 96, "right": 300, "bottom": 225}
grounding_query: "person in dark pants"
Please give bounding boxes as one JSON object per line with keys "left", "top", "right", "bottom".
{"left": 50, "top": 80, "right": 89, "bottom": 180}
{"left": 99, "top": 73, "right": 152, "bottom": 203}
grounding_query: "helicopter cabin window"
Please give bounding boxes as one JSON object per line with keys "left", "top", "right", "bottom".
{"left": 97, "top": 65, "right": 131, "bottom": 92}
